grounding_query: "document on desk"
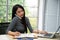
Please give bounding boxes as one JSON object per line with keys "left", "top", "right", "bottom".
{"left": 0, "top": 35, "right": 9, "bottom": 40}
{"left": 37, "top": 34, "right": 45, "bottom": 36}
{"left": 15, "top": 33, "right": 36, "bottom": 38}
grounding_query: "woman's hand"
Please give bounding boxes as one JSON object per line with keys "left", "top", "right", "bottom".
{"left": 13, "top": 31, "right": 20, "bottom": 36}
{"left": 33, "top": 30, "right": 48, "bottom": 34}
{"left": 8, "top": 31, "right": 20, "bottom": 36}
{"left": 8, "top": 31, "right": 20, "bottom": 38}
{"left": 33, "top": 30, "right": 39, "bottom": 34}
{"left": 39, "top": 30, "right": 48, "bottom": 34}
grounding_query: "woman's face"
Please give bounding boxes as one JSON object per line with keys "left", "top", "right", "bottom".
{"left": 16, "top": 8, "right": 24, "bottom": 17}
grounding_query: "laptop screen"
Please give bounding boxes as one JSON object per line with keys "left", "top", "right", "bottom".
{"left": 55, "top": 26, "right": 60, "bottom": 34}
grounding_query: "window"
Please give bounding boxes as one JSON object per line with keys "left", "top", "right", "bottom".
{"left": 0, "top": 0, "right": 39, "bottom": 30}
{"left": 0, "top": 0, "right": 7, "bottom": 22}
{"left": 8, "top": 0, "right": 24, "bottom": 22}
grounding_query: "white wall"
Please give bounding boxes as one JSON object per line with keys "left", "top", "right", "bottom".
{"left": 59, "top": 0, "right": 60, "bottom": 26}
{"left": 59, "top": 0, "right": 60, "bottom": 32}
{"left": 45, "top": 0, "right": 60, "bottom": 32}
{"left": 38, "top": 0, "right": 60, "bottom": 32}
{"left": 38, "top": 0, "right": 46, "bottom": 30}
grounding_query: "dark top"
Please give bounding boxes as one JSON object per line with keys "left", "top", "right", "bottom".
{"left": 6, "top": 16, "right": 33, "bottom": 33}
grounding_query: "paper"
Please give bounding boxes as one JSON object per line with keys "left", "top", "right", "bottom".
{"left": 37, "top": 34, "right": 45, "bottom": 37}
{"left": 15, "top": 33, "right": 36, "bottom": 38}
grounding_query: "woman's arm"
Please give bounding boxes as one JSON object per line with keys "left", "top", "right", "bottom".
{"left": 25, "top": 17, "right": 33, "bottom": 33}
{"left": 6, "top": 17, "right": 20, "bottom": 36}
{"left": 25, "top": 17, "right": 48, "bottom": 34}
{"left": 8, "top": 31, "right": 20, "bottom": 36}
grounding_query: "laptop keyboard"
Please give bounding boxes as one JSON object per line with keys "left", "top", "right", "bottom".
{"left": 44, "top": 33, "right": 52, "bottom": 36}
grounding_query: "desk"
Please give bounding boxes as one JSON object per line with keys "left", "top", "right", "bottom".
{"left": 0, "top": 33, "right": 60, "bottom": 40}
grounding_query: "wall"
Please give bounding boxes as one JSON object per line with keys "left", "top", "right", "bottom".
{"left": 45, "top": 0, "right": 60, "bottom": 32}
{"left": 59, "top": 0, "right": 60, "bottom": 32}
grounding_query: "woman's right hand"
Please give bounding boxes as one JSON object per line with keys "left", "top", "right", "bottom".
{"left": 8, "top": 31, "right": 20, "bottom": 36}
{"left": 13, "top": 31, "right": 20, "bottom": 36}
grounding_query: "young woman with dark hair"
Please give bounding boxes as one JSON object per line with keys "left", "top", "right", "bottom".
{"left": 6, "top": 4, "right": 47, "bottom": 37}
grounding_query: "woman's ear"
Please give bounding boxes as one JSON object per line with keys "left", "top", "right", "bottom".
{"left": 15, "top": 14, "right": 17, "bottom": 16}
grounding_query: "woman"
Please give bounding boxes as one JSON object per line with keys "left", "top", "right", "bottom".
{"left": 6, "top": 4, "right": 47, "bottom": 36}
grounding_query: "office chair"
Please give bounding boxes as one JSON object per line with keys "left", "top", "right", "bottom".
{"left": 0, "top": 22, "right": 10, "bottom": 35}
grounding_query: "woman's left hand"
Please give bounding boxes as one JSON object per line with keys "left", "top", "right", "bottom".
{"left": 39, "top": 30, "right": 48, "bottom": 34}
{"left": 33, "top": 30, "right": 48, "bottom": 34}
{"left": 33, "top": 30, "right": 39, "bottom": 34}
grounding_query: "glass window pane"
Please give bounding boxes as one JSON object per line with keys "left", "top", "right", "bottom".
{"left": 9, "top": 0, "right": 24, "bottom": 5}
{"left": 0, "top": 0, "right": 6, "bottom": 5}
{"left": 24, "top": 7, "right": 38, "bottom": 17}
{"left": 24, "top": 0, "right": 38, "bottom": 7}
{"left": 8, "top": 0, "right": 38, "bottom": 30}
{"left": 0, "top": 6, "right": 6, "bottom": 22}
{"left": 29, "top": 17, "right": 37, "bottom": 29}
{"left": 8, "top": 6, "right": 12, "bottom": 22}
{"left": 8, "top": 0, "right": 24, "bottom": 22}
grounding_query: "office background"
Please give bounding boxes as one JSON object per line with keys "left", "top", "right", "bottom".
{"left": 0, "top": 0, "right": 60, "bottom": 34}
{"left": 44, "top": 0, "right": 60, "bottom": 32}
{"left": 38, "top": 0, "right": 60, "bottom": 32}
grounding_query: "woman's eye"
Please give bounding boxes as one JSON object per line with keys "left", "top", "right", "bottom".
{"left": 18, "top": 11, "right": 20, "bottom": 13}
{"left": 18, "top": 11, "right": 23, "bottom": 13}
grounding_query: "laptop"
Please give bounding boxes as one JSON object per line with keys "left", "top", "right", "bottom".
{"left": 38, "top": 26, "right": 60, "bottom": 39}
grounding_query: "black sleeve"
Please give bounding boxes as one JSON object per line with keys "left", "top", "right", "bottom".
{"left": 6, "top": 17, "right": 18, "bottom": 33}
{"left": 25, "top": 17, "right": 33, "bottom": 33}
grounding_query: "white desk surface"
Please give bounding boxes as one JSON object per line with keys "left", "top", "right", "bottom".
{"left": 0, "top": 33, "right": 60, "bottom": 40}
